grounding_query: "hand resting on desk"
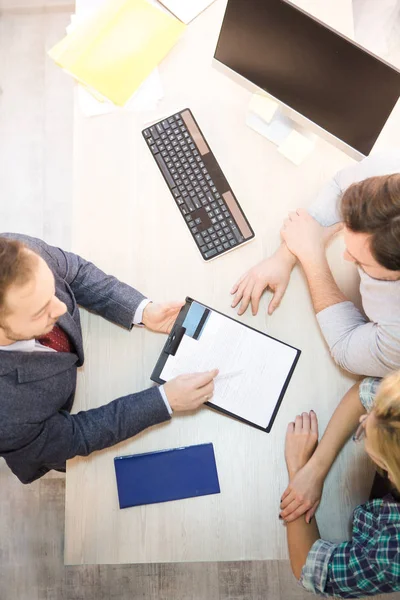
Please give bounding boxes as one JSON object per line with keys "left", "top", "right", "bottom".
{"left": 231, "top": 244, "right": 296, "bottom": 316}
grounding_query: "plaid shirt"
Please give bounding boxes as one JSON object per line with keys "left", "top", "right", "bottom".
{"left": 300, "top": 495, "right": 400, "bottom": 597}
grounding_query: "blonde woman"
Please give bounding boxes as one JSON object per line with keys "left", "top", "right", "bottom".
{"left": 283, "top": 374, "right": 400, "bottom": 596}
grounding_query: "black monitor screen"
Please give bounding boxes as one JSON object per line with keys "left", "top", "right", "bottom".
{"left": 214, "top": 0, "right": 400, "bottom": 155}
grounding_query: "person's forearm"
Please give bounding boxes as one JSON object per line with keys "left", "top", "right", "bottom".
{"left": 301, "top": 254, "right": 347, "bottom": 314}
{"left": 308, "top": 383, "right": 365, "bottom": 479}
{"left": 286, "top": 510, "right": 320, "bottom": 578}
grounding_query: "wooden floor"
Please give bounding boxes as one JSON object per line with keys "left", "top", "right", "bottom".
{"left": 0, "top": 1, "right": 400, "bottom": 599}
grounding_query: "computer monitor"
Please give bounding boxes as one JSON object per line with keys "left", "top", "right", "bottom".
{"left": 214, "top": 0, "right": 400, "bottom": 159}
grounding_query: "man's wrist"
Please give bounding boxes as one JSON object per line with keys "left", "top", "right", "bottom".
{"left": 277, "top": 243, "right": 297, "bottom": 268}
{"left": 141, "top": 301, "right": 153, "bottom": 327}
{"left": 296, "top": 250, "right": 327, "bottom": 271}
{"left": 134, "top": 299, "right": 152, "bottom": 326}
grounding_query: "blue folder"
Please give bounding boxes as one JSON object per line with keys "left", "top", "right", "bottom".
{"left": 114, "top": 443, "right": 220, "bottom": 509}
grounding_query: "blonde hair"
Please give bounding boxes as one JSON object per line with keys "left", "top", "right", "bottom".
{"left": 369, "top": 372, "right": 400, "bottom": 492}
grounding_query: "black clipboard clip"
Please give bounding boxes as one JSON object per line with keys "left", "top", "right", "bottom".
{"left": 165, "top": 325, "right": 186, "bottom": 356}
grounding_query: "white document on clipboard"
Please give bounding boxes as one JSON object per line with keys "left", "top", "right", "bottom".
{"left": 159, "top": 301, "right": 300, "bottom": 431}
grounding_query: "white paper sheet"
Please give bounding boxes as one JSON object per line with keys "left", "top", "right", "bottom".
{"left": 160, "top": 312, "right": 298, "bottom": 428}
{"left": 159, "top": 0, "right": 216, "bottom": 24}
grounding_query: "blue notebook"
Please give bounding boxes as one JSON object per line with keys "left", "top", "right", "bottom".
{"left": 114, "top": 443, "right": 220, "bottom": 509}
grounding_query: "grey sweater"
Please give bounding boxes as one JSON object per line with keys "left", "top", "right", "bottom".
{"left": 0, "top": 234, "right": 170, "bottom": 484}
{"left": 308, "top": 150, "right": 400, "bottom": 377}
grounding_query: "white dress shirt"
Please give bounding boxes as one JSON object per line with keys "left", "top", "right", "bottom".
{"left": 0, "top": 297, "right": 173, "bottom": 414}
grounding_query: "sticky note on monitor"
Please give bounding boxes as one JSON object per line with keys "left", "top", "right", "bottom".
{"left": 248, "top": 93, "right": 278, "bottom": 123}
{"left": 278, "top": 129, "right": 316, "bottom": 165}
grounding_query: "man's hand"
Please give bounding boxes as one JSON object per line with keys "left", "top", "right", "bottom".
{"left": 230, "top": 245, "right": 296, "bottom": 316}
{"left": 164, "top": 369, "right": 219, "bottom": 412}
{"left": 280, "top": 460, "right": 324, "bottom": 524}
{"left": 285, "top": 411, "right": 319, "bottom": 480}
{"left": 281, "top": 209, "right": 342, "bottom": 265}
{"left": 142, "top": 301, "right": 185, "bottom": 334}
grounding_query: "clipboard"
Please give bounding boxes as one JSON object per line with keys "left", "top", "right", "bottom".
{"left": 151, "top": 297, "right": 301, "bottom": 432}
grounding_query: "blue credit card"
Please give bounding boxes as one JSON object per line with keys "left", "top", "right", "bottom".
{"left": 182, "top": 301, "right": 210, "bottom": 339}
{"left": 114, "top": 443, "right": 220, "bottom": 509}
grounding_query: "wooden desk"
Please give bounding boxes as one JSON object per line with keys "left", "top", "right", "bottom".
{"left": 65, "top": 0, "right": 397, "bottom": 564}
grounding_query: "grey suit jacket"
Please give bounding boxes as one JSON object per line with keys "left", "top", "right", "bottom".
{"left": 0, "top": 233, "right": 170, "bottom": 484}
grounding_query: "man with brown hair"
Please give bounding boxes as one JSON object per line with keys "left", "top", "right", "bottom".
{"left": 0, "top": 233, "right": 218, "bottom": 484}
{"left": 230, "top": 151, "right": 400, "bottom": 377}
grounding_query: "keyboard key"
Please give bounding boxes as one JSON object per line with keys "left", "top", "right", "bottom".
{"left": 150, "top": 144, "right": 158, "bottom": 154}
{"left": 230, "top": 239, "right": 237, "bottom": 247}
{"left": 195, "top": 233, "right": 204, "bottom": 246}
{"left": 143, "top": 129, "right": 151, "bottom": 138}
{"left": 193, "top": 197, "right": 202, "bottom": 209}
{"left": 204, "top": 236, "right": 211, "bottom": 243}
{"left": 230, "top": 225, "right": 243, "bottom": 243}
{"left": 204, "top": 249, "right": 217, "bottom": 259}
{"left": 150, "top": 126, "right": 160, "bottom": 140}
{"left": 155, "top": 153, "right": 175, "bottom": 187}
{"left": 223, "top": 242, "right": 230, "bottom": 250}
{"left": 216, "top": 246, "right": 223, "bottom": 253}
{"left": 186, "top": 197, "right": 195, "bottom": 212}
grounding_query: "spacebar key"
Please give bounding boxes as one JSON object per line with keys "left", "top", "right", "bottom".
{"left": 204, "top": 248, "right": 217, "bottom": 259}
{"left": 154, "top": 153, "right": 175, "bottom": 188}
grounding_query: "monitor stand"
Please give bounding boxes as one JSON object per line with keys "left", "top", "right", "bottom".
{"left": 246, "top": 93, "right": 316, "bottom": 165}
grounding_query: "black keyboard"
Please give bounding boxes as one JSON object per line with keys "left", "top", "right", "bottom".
{"left": 142, "top": 109, "right": 255, "bottom": 261}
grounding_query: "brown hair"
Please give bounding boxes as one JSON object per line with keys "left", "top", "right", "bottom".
{"left": 341, "top": 174, "right": 400, "bottom": 271}
{"left": 0, "top": 238, "right": 37, "bottom": 317}
{"left": 370, "top": 372, "right": 400, "bottom": 492}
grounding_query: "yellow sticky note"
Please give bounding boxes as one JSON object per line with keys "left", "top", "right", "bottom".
{"left": 49, "top": 0, "right": 185, "bottom": 106}
{"left": 248, "top": 93, "right": 278, "bottom": 123}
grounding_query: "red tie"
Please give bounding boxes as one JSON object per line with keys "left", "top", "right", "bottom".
{"left": 37, "top": 324, "right": 73, "bottom": 353}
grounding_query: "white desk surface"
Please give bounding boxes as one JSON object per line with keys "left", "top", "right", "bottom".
{"left": 65, "top": 0, "right": 399, "bottom": 564}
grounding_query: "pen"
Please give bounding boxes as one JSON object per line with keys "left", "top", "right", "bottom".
{"left": 216, "top": 370, "right": 243, "bottom": 381}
